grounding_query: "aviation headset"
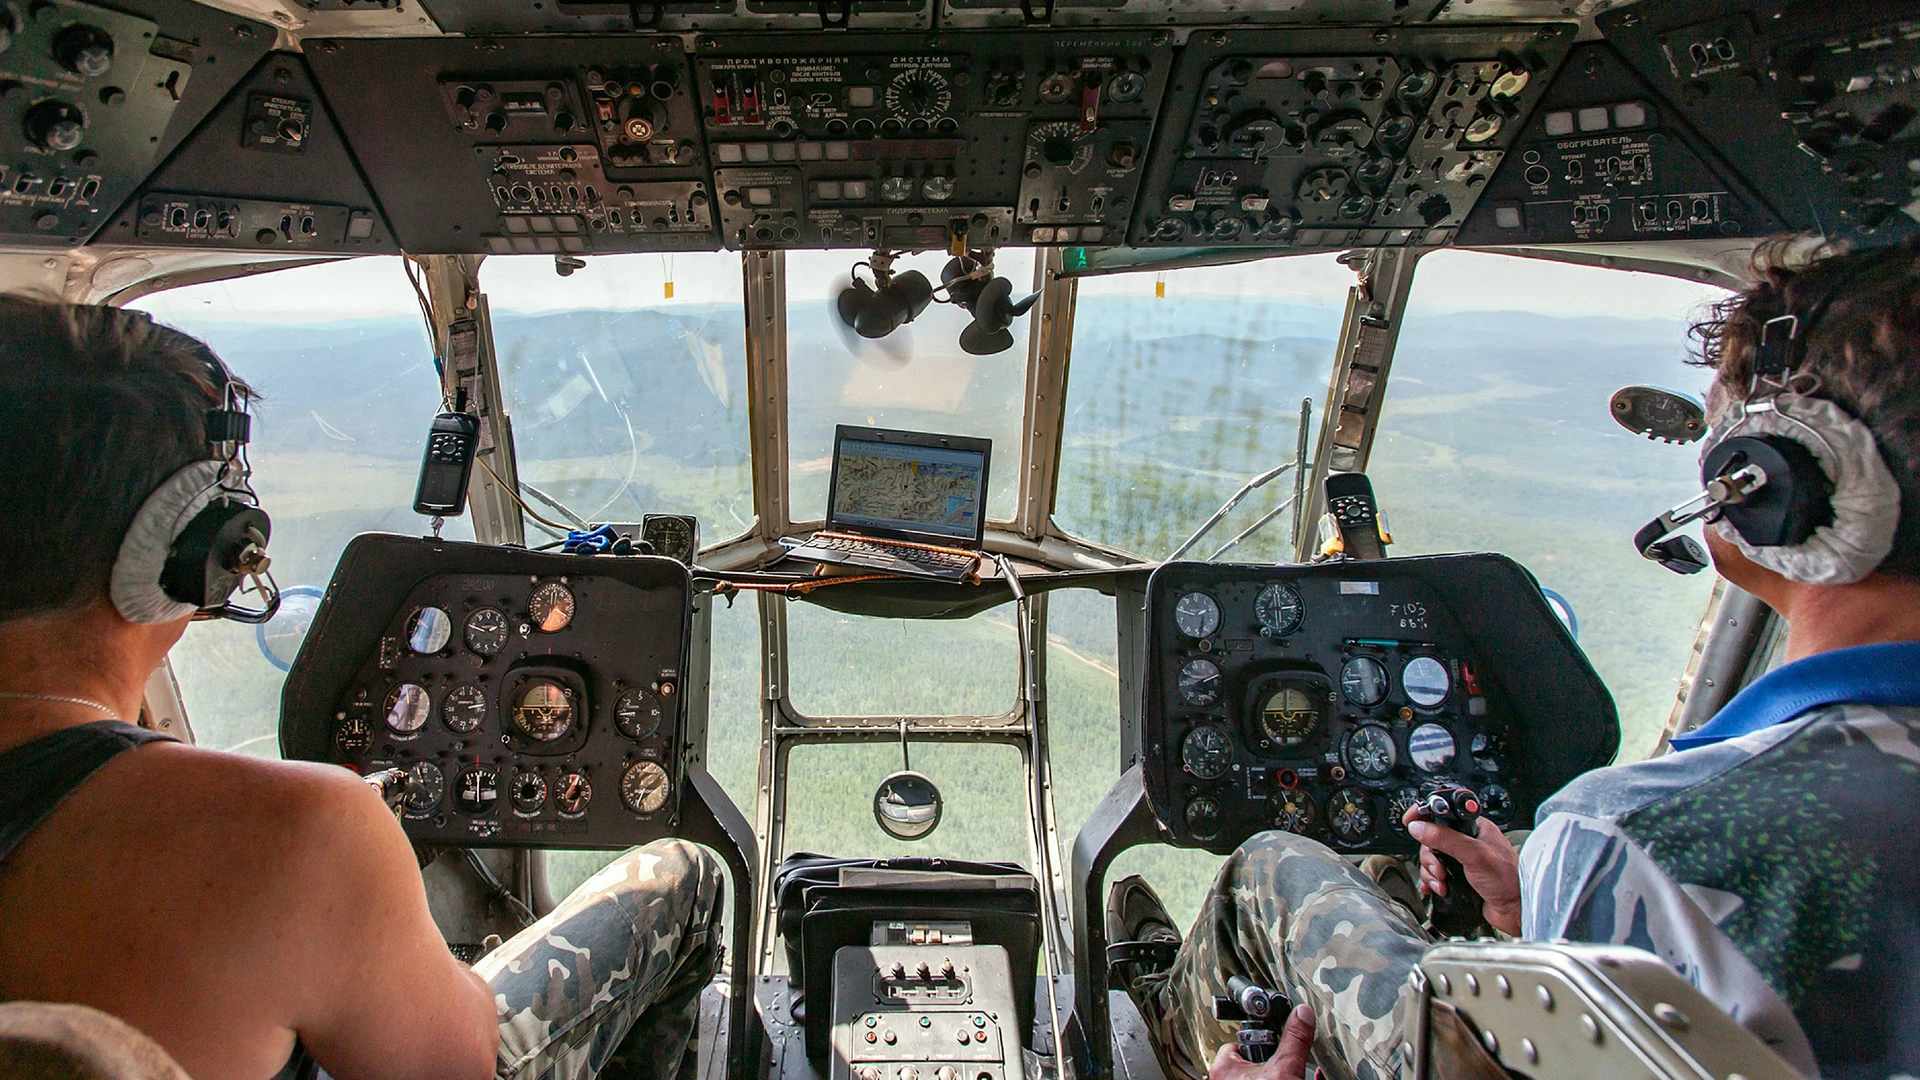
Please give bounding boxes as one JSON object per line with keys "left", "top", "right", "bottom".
{"left": 106, "top": 316, "right": 281, "bottom": 625}
{"left": 1635, "top": 248, "right": 1904, "bottom": 584}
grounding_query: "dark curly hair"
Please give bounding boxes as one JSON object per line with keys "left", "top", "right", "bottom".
{"left": 0, "top": 294, "right": 251, "bottom": 620}
{"left": 1688, "top": 236, "right": 1920, "bottom": 581}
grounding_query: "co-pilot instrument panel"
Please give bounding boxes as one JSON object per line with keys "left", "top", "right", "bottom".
{"left": 1142, "top": 555, "right": 1618, "bottom": 856}
{"left": 280, "top": 533, "right": 695, "bottom": 849}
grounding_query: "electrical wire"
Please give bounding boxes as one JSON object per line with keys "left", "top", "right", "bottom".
{"left": 461, "top": 849, "right": 535, "bottom": 928}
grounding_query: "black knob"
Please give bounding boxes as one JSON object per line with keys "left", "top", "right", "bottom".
{"left": 24, "top": 101, "right": 84, "bottom": 151}
{"left": 53, "top": 25, "right": 113, "bottom": 78}
{"left": 1042, "top": 133, "right": 1074, "bottom": 166}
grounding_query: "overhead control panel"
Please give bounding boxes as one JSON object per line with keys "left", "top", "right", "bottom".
{"left": 1456, "top": 43, "right": 1785, "bottom": 247}
{"left": 282, "top": 535, "right": 697, "bottom": 849}
{"left": 1141, "top": 556, "right": 1616, "bottom": 856}
{"left": 1127, "top": 25, "right": 1576, "bottom": 252}
{"left": 100, "top": 52, "right": 396, "bottom": 253}
{"left": 304, "top": 37, "right": 719, "bottom": 255}
{"left": 1595, "top": 1, "right": 1919, "bottom": 244}
{"left": 0, "top": 0, "right": 272, "bottom": 246}
{"left": 693, "top": 31, "right": 1172, "bottom": 249}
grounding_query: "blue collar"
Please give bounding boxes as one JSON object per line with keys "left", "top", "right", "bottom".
{"left": 1670, "top": 640, "right": 1920, "bottom": 751}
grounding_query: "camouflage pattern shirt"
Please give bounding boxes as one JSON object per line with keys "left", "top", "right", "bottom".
{"left": 1519, "top": 703, "right": 1920, "bottom": 1079}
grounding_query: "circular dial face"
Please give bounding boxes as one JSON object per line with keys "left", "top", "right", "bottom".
{"left": 1341, "top": 656, "right": 1390, "bottom": 707}
{"left": 454, "top": 764, "right": 499, "bottom": 815}
{"left": 511, "top": 680, "right": 574, "bottom": 742}
{"left": 406, "top": 606, "right": 453, "bottom": 654}
{"left": 464, "top": 607, "right": 511, "bottom": 656}
{"left": 1344, "top": 723, "right": 1398, "bottom": 780}
{"left": 1328, "top": 787, "right": 1376, "bottom": 844}
{"left": 1387, "top": 787, "right": 1422, "bottom": 833}
{"left": 528, "top": 581, "right": 575, "bottom": 633}
{"left": 384, "top": 683, "right": 430, "bottom": 735}
{"left": 510, "top": 770, "right": 548, "bottom": 815}
{"left": 1180, "top": 725, "right": 1233, "bottom": 781}
{"left": 556, "top": 771, "right": 593, "bottom": 816}
{"left": 621, "top": 760, "right": 671, "bottom": 814}
{"left": 1259, "top": 684, "right": 1324, "bottom": 747}
{"left": 1479, "top": 783, "right": 1513, "bottom": 826}
{"left": 614, "top": 687, "right": 664, "bottom": 740}
{"left": 1403, "top": 657, "right": 1451, "bottom": 708}
{"left": 646, "top": 516, "right": 695, "bottom": 562}
{"left": 1178, "top": 659, "right": 1222, "bottom": 707}
{"left": 442, "top": 683, "right": 487, "bottom": 733}
{"left": 1029, "top": 120, "right": 1095, "bottom": 174}
{"left": 1184, "top": 797, "right": 1222, "bottom": 838}
{"left": 1407, "top": 722, "right": 1457, "bottom": 774}
{"left": 884, "top": 68, "right": 951, "bottom": 118}
{"left": 1275, "top": 789, "right": 1318, "bottom": 832}
{"left": 1255, "top": 583, "right": 1305, "bottom": 636}
{"left": 1173, "top": 592, "right": 1221, "bottom": 638}
{"left": 335, "top": 712, "right": 371, "bottom": 753}
{"left": 879, "top": 175, "right": 915, "bottom": 202}
{"left": 403, "top": 760, "right": 444, "bottom": 814}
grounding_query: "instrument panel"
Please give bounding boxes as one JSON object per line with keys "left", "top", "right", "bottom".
{"left": 282, "top": 534, "right": 695, "bottom": 849}
{"left": 1143, "top": 556, "right": 1617, "bottom": 855}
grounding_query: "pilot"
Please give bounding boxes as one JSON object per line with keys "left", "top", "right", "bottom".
{"left": 0, "top": 294, "right": 723, "bottom": 1080}
{"left": 1117, "top": 238, "right": 1920, "bottom": 1080}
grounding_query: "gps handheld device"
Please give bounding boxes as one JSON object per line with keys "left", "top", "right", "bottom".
{"left": 1323, "top": 473, "right": 1388, "bottom": 561}
{"left": 413, "top": 410, "right": 481, "bottom": 517}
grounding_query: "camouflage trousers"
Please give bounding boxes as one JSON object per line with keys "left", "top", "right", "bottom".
{"left": 1144, "top": 831, "right": 1429, "bottom": 1080}
{"left": 474, "top": 839, "right": 726, "bottom": 1080}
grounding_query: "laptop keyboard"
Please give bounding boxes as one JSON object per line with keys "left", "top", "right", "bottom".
{"left": 810, "top": 533, "right": 980, "bottom": 572}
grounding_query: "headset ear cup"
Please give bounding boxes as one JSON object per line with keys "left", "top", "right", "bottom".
{"left": 159, "top": 500, "right": 271, "bottom": 608}
{"left": 1701, "top": 434, "right": 1835, "bottom": 548}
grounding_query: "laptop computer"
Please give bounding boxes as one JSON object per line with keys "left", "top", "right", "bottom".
{"left": 783, "top": 426, "right": 992, "bottom": 581}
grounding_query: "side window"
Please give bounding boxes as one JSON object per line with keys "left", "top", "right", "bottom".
{"left": 1367, "top": 251, "right": 1730, "bottom": 759}
{"left": 1054, "top": 255, "right": 1350, "bottom": 560}
{"left": 479, "top": 254, "right": 754, "bottom": 545}
{"left": 131, "top": 258, "right": 467, "bottom": 757}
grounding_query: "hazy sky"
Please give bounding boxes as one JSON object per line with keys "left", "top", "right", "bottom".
{"left": 132, "top": 248, "right": 1729, "bottom": 326}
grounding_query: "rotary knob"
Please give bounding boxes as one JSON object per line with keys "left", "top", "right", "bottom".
{"left": 53, "top": 25, "right": 113, "bottom": 78}
{"left": 24, "top": 101, "right": 85, "bottom": 152}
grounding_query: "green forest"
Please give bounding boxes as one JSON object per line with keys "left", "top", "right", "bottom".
{"left": 140, "top": 254, "right": 1719, "bottom": 931}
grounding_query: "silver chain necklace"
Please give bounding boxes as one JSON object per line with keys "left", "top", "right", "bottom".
{"left": 0, "top": 690, "right": 121, "bottom": 722}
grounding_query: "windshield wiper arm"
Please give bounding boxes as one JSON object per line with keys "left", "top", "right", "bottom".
{"left": 1166, "top": 462, "right": 1299, "bottom": 561}
{"left": 517, "top": 480, "right": 591, "bottom": 530}
{"left": 1207, "top": 494, "right": 1298, "bottom": 561}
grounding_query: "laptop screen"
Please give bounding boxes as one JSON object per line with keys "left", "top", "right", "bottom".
{"left": 829, "top": 434, "right": 990, "bottom": 544}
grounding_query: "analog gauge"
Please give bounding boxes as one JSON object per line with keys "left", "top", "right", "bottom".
{"left": 442, "top": 683, "right": 487, "bottom": 733}
{"left": 510, "top": 770, "right": 548, "bottom": 816}
{"left": 878, "top": 175, "right": 915, "bottom": 202}
{"left": 921, "top": 175, "right": 954, "bottom": 201}
{"left": 1408, "top": 722, "right": 1457, "bottom": 773}
{"left": 1275, "top": 789, "right": 1318, "bottom": 833}
{"left": 1255, "top": 583, "right": 1304, "bottom": 636}
{"left": 1344, "top": 723, "right": 1398, "bottom": 780}
{"left": 453, "top": 764, "right": 499, "bottom": 815}
{"left": 1184, "top": 797, "right": 1222, "bottom": 838}
{"left": 334, "top": 712, "right": 371, "bottom": 753}
{"left": 1328, "top": 787, "right": 1376, "bottom": 844}
{"left": 620, "top": 760, "right": 671, "bottom": 815}
{"left": 614, "top": 687, "right": 663, "bottom": 740}
{"left": 1028, "top": 120, "right": 1094, "bottom": 174}
{"left": 884, "top": 67, "right": 952, "bottom": 119}
{"left": 384, "top": 683, "right": 430, "bottom": 736}
{"left": 1259, "top": 684, "right": 1324, "bottom": 747}
{"left": 1387, "top": 787, "right": 1422, "bottom": 833}
{"left": 1180, "top": 725, "right": 1233, "bottom": 781}
{"left": 556, "top": 770, "right": 593, "bottom": 816}
{"left": 406, "top": 606, "right": 453, "bottom": 654}
{"left": 1173, "top": 592, "right": 1221, "bottom": 638}
{"left": 642, "top": 514, "right": 697, "bottom": 564}
{"left": 528, "top": 581, "right": 575, "bottom": 633}
{"left": 1479, "top": 783, "right": 1513, "bottom": 826}
{"left": 1178, "top": 659, "right": 1222, "bottom": 707}
{"left": 1403, "top": 657, "right": 1451, "bottom": 708}
{"left": 464, "top": 607, "right": 511, "bottom": 657}
{"left": 403, "top": 760, "right": 445, "bottom": 815}
{"left": 1340, "top": 656, "right": 1389, "bottom": 707}
{"left": 511, "top": 680, "right": 574, "bottom": 742}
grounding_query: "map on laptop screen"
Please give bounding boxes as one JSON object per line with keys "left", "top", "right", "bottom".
{"left": 832, "top": 438, "right": 987, "bottom": 541}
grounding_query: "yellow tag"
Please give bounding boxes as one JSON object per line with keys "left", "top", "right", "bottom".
{"left": 1155, "top": 279, "right": 1166, "bottom": 299}
{"left": 663, "top": 281, "right": 675, "bottom": 299}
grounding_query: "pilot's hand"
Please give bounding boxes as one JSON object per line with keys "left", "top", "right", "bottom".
{"left": 1208, "top": 1005, "right": 1316, "bottom": 1080}
{"left": 1403, "top": 808, "right": 1523, "bottom": 936}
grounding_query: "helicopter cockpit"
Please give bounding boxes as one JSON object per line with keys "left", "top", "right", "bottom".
{"left": 2, "top": 0, "right": 1913, "bottom": 1078}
